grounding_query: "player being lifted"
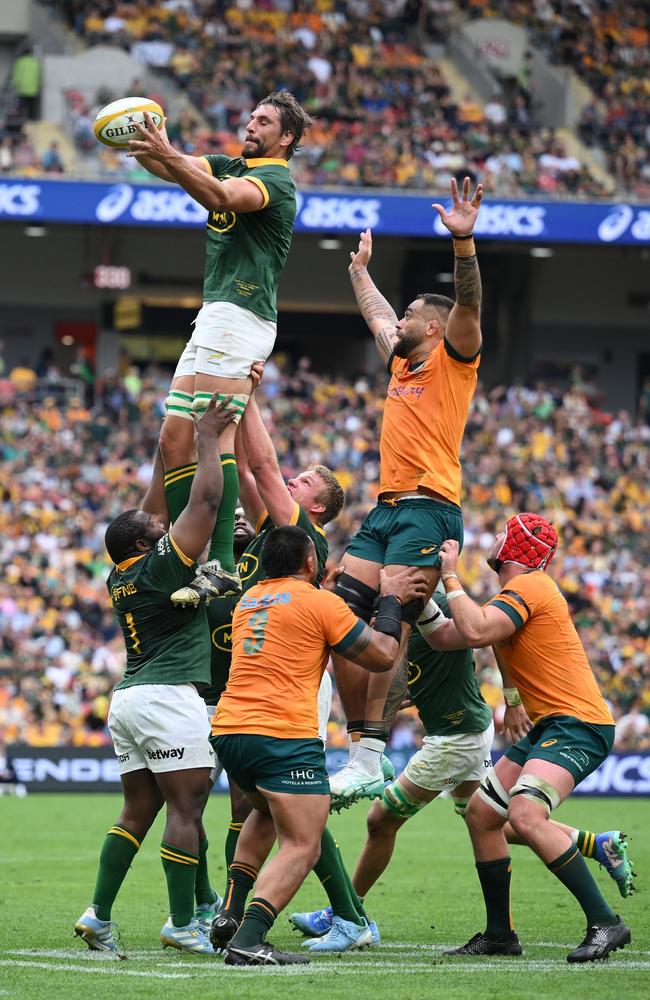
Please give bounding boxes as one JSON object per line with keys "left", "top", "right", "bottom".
{"left": 128, "top": 91, "right": 312, "bottom": 600}
{"left": 330, "top": 177, "right": 484, "bottom": 803}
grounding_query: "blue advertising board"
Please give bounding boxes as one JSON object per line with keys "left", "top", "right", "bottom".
{"left": 9, "top": 744, "right": 650, "bottom": 795}
{"left": 1, "top": 176, "right": 649, "bottom": 245}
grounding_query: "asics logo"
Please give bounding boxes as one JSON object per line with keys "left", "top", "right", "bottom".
{"left": 601, "top": 840, "right": 623, "bottom": 868}
{"left": 420, "top": 545, "right": 437, "bottom": 554}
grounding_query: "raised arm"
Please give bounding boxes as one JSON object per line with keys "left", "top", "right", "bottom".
{"left": 128, "top": 112, "right": 266, "bottom": 213}
{"left": 240, "top": 394, "right": 295, "bottom": 525}
{"left": 235, "top": 422, "right": 266, "bottom": 527}
{"left": 348, "top": 229, "right": 399, "bottom": 366}
{"left": 170, "top": 396, "right": 236, "bottom": 561}
{"left": 432, "top": 177, "right": 483, "bottom": 359}
{"left": 141, "top": 447, "right": 169, "bottom": 526}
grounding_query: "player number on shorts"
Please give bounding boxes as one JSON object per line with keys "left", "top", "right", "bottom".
{"left": 243, "top": 609, "right": 269, "bottom": 654}
{"left": 125, "top": 611, "right": 142, "bottom": 654}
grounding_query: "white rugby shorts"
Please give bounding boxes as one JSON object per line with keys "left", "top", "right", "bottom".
{"left": 174, "top": 301, "right": 276, "bottom": 380}
{"left": 108, "top": 683, "right": 215, "bottom": 775}
{"left": 403, "top": 721, "right": 494, "bottom": 792}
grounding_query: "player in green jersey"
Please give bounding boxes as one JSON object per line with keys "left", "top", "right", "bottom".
{"left": 75, "top": 396, "right": 235, "bottom": 957}
{"left": 129, "top": 92, "right": 313, "bottom": 602}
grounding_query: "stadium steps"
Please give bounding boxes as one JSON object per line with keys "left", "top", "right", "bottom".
{"left": 555, "top": 126, "right": 615, "bottom": 196}
{"left": 23, "top": 119, "right": 77, "bottom": 173}
{"left": 438, "top": 56, "right": 485, "bottom": 106}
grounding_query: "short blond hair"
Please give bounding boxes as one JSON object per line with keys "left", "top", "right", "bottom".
{"left": 311, "top": 465, "right": 345, "bottom": 525}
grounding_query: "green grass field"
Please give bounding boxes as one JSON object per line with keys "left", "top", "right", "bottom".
{"left": 0, "top": 793, "right": 646, "bottom": 999}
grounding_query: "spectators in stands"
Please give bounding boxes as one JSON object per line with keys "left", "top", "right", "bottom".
{"left": 1, "top": 354, "right": 649, "bottom": 752}
{"left": 42, "top": 0, "right": 614, "bottom": 198}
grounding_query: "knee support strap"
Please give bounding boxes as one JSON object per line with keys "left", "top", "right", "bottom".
{"left": 192, "top": 392, "right": 249, "bottom": 424}
{"left": 477, "top": 771, "right": 511, "bottom": 818}
{"left": 333, "top": 572, "right": 378, "bottom": 624}
{"left": 164, "top": 389, "right": 194, "bottom": 421}
{"left": 453, "top": 797, "right": 470, "bottom": 818}
{"left": 381, "top": 781, "right": 427, "bottom": 820}
{"left": 509, "top": 774, "right": 561, "bottom": 814}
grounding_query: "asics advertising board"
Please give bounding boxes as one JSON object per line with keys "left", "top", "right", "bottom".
{"left": 0, "top": 178, "right": 649, "bottom": 244}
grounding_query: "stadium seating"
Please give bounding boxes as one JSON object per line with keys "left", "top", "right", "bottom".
{"left": 1, "top": 355, "right": 648, "bottom": 750}
{"left": 3, "top": 0, "right": 636, "bottom": 197}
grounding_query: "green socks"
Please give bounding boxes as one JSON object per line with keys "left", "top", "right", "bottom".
{"left": 225, "top": 820, "right": 243, "bottom": 869}
{"left": 160, "top": 841, "right": 199, "bottom": 927}
{"left": 164, "top": 463, "right": 196, "bottom": 524}
{"left": 195, "top": 833, "right": 218, "bottom": 908}
{"left": 575, "top": 830, "right": 597, "bottom": 858}
{"left": 476, "top": 857, "right": 514, "bottom": 939}
{"left": 221, "top": 861, "right": 258, "bottom": 922}
{"left": 92, "top": 824, "right": 141, "bottom": 921}
{"left": 314, "top": 828, "right": 365, "bottom": 925}
{"left": 207, "top": 454, "right": 238, "bottom": 571}
{"left": 230, "top": 897, "right": 277, "bottom": 948}
{"left": 548, "top": 846, "right": 618, "bottom": 925}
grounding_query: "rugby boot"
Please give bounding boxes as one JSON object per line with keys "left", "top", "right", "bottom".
{"left": 567, "top": 916, "right": 631, "bottom": 963}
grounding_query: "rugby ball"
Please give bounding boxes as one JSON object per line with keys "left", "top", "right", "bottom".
{"left": 94, "top": 97, "right": 164, "bottom": 148}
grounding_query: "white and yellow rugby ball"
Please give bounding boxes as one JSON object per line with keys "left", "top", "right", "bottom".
{"left": 94, "top": 97, "right": 164, "bottom": 148}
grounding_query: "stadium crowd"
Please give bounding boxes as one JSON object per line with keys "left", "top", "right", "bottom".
{"left": 1, "top": 353, "right": 648, "bottom": 752}
{"left": 460, "top": 0, "right": 649, "bottom": 198}
{"left": 2, "top": 0, "right": 624, "bottom": 198}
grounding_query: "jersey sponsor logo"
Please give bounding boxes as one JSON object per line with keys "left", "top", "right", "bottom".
{"left": 420, "top": 545, "right": 438, "bottom": 554}
{"left": 407, "top": 660, "right": 422, "bottom": 685}
{"left": 208, "top": 209, "right": 237, "bottom": 232}
{"left": 237, "top": 553, "right": 259, "bottom": 582}
{"left": 387, "top": 383, "right": 426, "bottom": 400}
{"left": 146, "top": 746, "right": 185, "bottom": 761}
{"left": 239, "top": 591, "right": 291, "bottom": 610}
{"left": 443, "top": 709, "right": 466, "bottom": 727}
{"left": 111, "top": 582, "right": 137, "bottom": 601}
{"left": 211, "top": 624, "right": 232, "bottom": 652}
{"left": 540, "top": 739, "right": 557, "bottom": 748}
{"left": 558, "top": 746, "right": 591, "bottom": 773}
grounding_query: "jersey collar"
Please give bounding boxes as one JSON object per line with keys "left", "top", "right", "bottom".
{"left": 245, "top": 157, "right": 289, "bottom": 168}
{"left": 115, "top": 554, "right": 146, "bottom": 572}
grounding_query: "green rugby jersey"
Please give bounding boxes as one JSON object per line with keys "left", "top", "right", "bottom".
{"left": 204, "top": 594, "right": 239, "bottom": 706}
{"left": 237, "top": 502, "right": 329, "bottom": 593}
{"left": 201, "top": 154, "right": 296, "bottom": 322}
{"left": 108, "top": 533, "right": 210, "bottom": 691}
{"left": 407, "top": 594, "right": 492, "bottom": 736}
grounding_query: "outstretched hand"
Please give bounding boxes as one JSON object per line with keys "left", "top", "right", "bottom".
{"left": 348, "top": 228, "right": 373, "bottom": 273}
{"left": 380, "top": 566, "right": 429, "bottom": 605}
{"left": 432, "top": 177, "right": 483, "bottom": 237}
{"left": 127, "top": 111, "right": 174, "bottom": 160}
{"left": 196, "top": 393, "right": 236, "bottom": 437}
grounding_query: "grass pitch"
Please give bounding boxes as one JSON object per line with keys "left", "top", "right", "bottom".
{"left": 0, "top": 793, "right": 646, "bottom": 999}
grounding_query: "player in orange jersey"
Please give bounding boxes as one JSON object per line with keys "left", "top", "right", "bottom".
{"left": 330, "top": 177, "right": 484, "bottom": 804}
{"left": 421, "top": 513, "right": 632, "bottom": 963}
{"left": 210, "top": 524, "right": 427, "bottom": 966}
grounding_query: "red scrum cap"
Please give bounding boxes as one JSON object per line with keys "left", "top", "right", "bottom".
{"left": 496, "top": 513, "right": 558, "bottom": 571}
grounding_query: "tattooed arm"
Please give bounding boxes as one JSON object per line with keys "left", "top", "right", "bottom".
{"left": 432, "top": 177, "right": 483, "bottom": 359}
{"left": 348, "top": 228, "right": 399, "bottom": 365}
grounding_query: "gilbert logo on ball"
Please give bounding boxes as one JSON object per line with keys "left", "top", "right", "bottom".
{"left": 94, "top": 97, "right": 164, "bottom": 148}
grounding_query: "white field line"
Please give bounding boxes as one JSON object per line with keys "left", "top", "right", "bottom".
{"left": 1, "top": 956, "right": 649, "bottom": 977}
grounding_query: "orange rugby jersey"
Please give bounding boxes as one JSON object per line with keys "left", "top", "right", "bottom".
{"left": 380, "top": 340, "right": 480, "bottom": 505}
{"left": 212, "top": 577, "right": 364, "bottom": 739}
{"left": 488, "top": 571, "right": 614, "bottom": 726}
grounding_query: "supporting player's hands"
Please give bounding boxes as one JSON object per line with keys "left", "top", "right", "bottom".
{"left": 380, "top": 567, "right": 429, "bottom": 605}
{"left": 196, "top": 393, "right": 237, "bottom": 438}
{"left": 432, "top": 177, "right": 483, "bottom": 237}
{"left": 500, "top": 704, "right": 534, "bottom": 744}
{"left": 249, "top": 360, "right": 265, "bottom": 392}
{"left": 127, "top": 111, "right": 174, "bottom": 161}
{"left": 348, "top": 228, "right": 373, "bottom": 274}
{"left": 439, "top": 539, "right": 460, "bottom": 579}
